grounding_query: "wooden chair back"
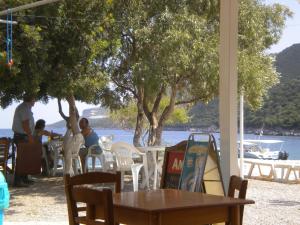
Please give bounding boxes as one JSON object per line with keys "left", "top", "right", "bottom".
{"left": 64, "top": 171, "right": 121, "bottom": 225}
{"left": 0, "top": 137, "right": 10, "bottom": 177}
{"left": 72, "top": 187, "right": 114, "bottom": 225}
{"left": 227, "top": 175, "right": 248, "bottom": 225}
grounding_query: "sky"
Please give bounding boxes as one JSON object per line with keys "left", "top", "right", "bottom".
{"left": 0, "top": 0, "right": 300, "bottom": 129}
{"left": 264, "top": 0, "right": 300, "bottom": 53}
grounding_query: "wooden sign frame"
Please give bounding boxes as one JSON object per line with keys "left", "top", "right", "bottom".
{"left": 160, "top": 141, "right": 187, "bottom": 189}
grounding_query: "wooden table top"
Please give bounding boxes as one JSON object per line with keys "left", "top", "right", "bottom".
{"left": 113, "top": 189, "right": 254, "bottom": 212}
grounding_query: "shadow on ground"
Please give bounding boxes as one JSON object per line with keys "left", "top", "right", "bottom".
{"left": 269, "top": 199, "right": 300, "bottom": 207}
{"left": 5, "top": 173, "right": 144, "bottom": 221}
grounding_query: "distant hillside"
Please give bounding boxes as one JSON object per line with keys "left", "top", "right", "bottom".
{"left": 48, "top": 107, "right": 119, "bottom": 128}
{"left": 188, "top": 43, "right": 300, "bottom": 134}
{"left": 82, "top": 107, "right": 109, "bottom": 119}
{"left": 275, "top": 44, "right": 300, "bottom": 79}
{"left": 245, "top": 44, "right": 300, "bottom": 132}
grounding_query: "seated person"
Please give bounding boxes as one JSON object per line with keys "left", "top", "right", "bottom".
{"left": 33, "top": 119, "right": 61, "bottom": 143}
{"left": 79, "top": 117, "right": 102, "bottom": 171}
{"left": 33, "top": 119, "right": 61, "bottom": 175}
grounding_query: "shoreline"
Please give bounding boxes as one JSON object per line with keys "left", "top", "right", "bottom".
{"left": 1, "top": 126, "right": 300, "bottom": 137}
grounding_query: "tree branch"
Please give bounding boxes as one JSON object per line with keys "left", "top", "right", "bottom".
{"left": 110, "top": 31, "right": 139, "bottom": 99}
{"left": 158, "top": 85, "right": 177, "bottom": 127}
{"left": 66, "top": 95, "right": 80, "bottom": 135}
{"left": 152, "top": 85, "right": 165, "bottom": 114}
{"left": 142, "top": 89, "right": 152, "bottom": 122}
{"left": 57, "top": 98, "right": 69, "bottom": 121}
{"left": 111, "top": 76, "right": 137, "bottom": 98}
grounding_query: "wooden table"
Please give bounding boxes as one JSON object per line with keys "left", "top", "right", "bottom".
{"left": 110, "top": 189, "right": 254, "bottom": 225}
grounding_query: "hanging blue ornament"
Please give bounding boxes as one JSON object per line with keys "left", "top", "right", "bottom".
{"left": 6, "top": 9, "right": 13, "bottom": 67}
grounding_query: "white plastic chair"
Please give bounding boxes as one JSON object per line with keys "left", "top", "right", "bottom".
{"left": 98, "top": 135, "right": 116, "bottom": 171}
{"left": 99, "top": 135, "right": 114, "bottom": 150}
{"left": 71, "top": 153, "right": 83, "bottom": 175}
{"left": 49, "top": 139, "right": 83, "bottom": 176}
{"left": 85, "top": 144, "right": 106, "bottom": 172}
{"left": 48, "top": 139, "right": 64, "bottom": 176}
{"left": 63, "top": 130, "right": 85, "bottom": 176}
{"left": 111, "top": 142, "right": 145, "bottom": 192}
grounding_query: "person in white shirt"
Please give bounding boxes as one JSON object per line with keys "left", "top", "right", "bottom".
{"left": 12, "top": 94, "right": 35, "bottom": 187}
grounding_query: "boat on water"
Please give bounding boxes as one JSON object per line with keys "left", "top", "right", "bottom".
{"left": 239, "top": 139, "right": 289, "bottom": 160}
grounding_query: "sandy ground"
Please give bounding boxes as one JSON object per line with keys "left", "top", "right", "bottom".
{"left": 4, "top": 176, "right": 300, "bottom": 225}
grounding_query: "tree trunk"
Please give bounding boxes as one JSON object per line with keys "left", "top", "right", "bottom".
{"left": 57, "top": 97, "right": 80, "bottom": 127}
{"left": 133, "top": 100, "right": 144, "bottom": 147}
{"left": 154, "top": 125, "right": 164, "bottom": 146}
{"left": 65, "top": 95, "right": 80, "bottom": 135}
{"left": 148, "top": 113, "right": 159, "bottom": 146}
{"left": 146, "top": 85, "right": 177, "bottom": 146}
{"left": 63, "top": 95, "right": 84, "bottom": 175}
{"left": 148, "top": 117, "right": 164, "bottom": 146}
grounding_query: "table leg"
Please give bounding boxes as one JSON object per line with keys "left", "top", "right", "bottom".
{"left": 152, "top": 151, "right": 158, "bottom": 190}
{"left": 142, "top": 154, "right": 150, "bottom": 189}
{"left": 230, "top": 206, "right": 240, "bottom": 225}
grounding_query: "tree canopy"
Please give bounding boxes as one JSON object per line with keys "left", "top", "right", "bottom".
{"left": 0, "top": 0, "right": 292, "bottom": 145}
{"left": 101, "top": 0, "right": 291, "bottom": 145}
{"left": 0, "top": 0, "right": 113, "bottom": 121}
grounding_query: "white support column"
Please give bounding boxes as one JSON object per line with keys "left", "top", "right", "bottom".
{"left": 240, "top": 93, "right": 244, "bottom": 179}
{"left": 219, "top": 0, "right": 239, "bottom": 192}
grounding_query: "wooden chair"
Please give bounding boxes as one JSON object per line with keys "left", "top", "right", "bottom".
{"left": 64, "top": 171, "right": 121, "bottom": 225}
{"left": 227, "top": 175, "right": 248, "bottom": 225}
{"left": 0, "top": 137, "right": 11, "bottom": 177}
{"left": 72, "top": 187, "right": 114, "bottom": 225}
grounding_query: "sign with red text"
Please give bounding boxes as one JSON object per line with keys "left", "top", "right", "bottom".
{"left": 160, "top": 141, "right": 187, "bottom": 189}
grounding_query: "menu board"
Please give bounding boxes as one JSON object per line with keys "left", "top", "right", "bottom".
{"left": 160, "top": 141, "right": 187, "bottom": 189}
{"left": 178, "top": 135, "right": 209, "bottom": 192}
{"left": 202, "top": 135, "right": 225, "bottom": 196}
{"left": 160, "top": 134, "right": 225, "bottom": 195}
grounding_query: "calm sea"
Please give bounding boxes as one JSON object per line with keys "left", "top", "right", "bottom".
{"left": 1, "top": 128, "right": 300, "bottom": 160}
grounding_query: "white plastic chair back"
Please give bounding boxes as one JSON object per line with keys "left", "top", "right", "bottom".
{"left": 99, "top": 135, "right": 114, "bottom": 151}
{"left": 111, "top": 142, "right": 135, "bottom": 171}
{"left": 111, "top": 142, "right": 144, "bottom": 191}
{"left": 48, "top": 139, "right": 64, "bottom": 176}
{"left": 63, "top": 129, "right": 84, "bottom": 175}
{"left": 85, "top": 145, "right": 107, "bottom": 172}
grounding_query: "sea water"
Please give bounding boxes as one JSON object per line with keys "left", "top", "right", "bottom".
{"left": 1, "top": 128, "right": 300, "bottom": 160}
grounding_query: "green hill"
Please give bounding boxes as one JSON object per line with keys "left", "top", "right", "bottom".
{"left": 188, "top": 44, "right": 300, "bottom": 134}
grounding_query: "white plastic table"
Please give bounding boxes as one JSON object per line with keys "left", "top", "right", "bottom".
{"left": 137, "top": 146, "right": 166, "bottom": 189}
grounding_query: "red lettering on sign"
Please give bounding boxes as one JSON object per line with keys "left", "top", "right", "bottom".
{"left": 167, "top": 151, "right": 185, "bottom": 174}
